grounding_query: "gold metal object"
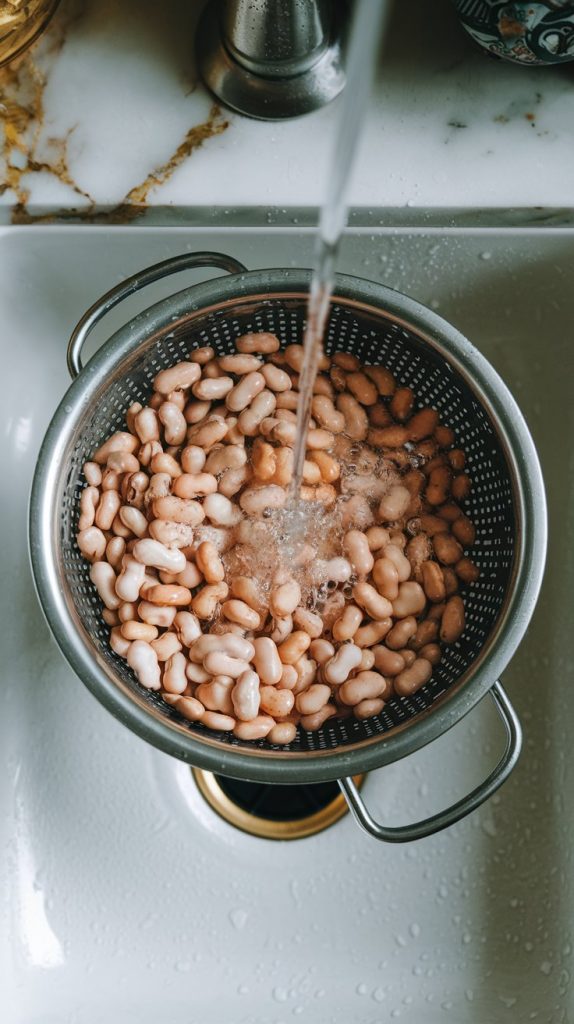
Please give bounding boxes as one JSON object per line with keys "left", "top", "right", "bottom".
{"left": 193, "top": 769, "right": 365, "bottom": 840}
{"left": 0, "top": 0, "right": 60, "bottom": 68}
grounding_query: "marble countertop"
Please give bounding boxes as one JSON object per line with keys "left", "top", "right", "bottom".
{"left": 0, "top": 0, "right": 572, "bottom": 225}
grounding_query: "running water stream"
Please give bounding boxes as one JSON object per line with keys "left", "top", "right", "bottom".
{"left": 289, "top": 0, "right": 392, "bottom": 500}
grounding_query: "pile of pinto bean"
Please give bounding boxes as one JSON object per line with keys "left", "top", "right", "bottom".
{"left": 76, "top": 331, "right": 478, "bottom": 744}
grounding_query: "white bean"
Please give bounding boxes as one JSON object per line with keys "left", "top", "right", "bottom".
{"left": 231, "top": 670, "right": 261, "bottom": 721}
{"left": 203, "top": 493, "right": 242, "bottom": 526}
{"left": 239, "top": 485, "right": 286, "bottom": 515}
{"left": 118, "top": 505, "right": 148, "bottom": 538}
{"left": 115, "top": 555, "right": 147, "bottom": 602}
{"left": 252, "top": 637, "right": 283, "bottom": 686}
{"left": 323, "top": 643, "right": 362, "bottom": 685}
{"left": 133, "top": 539, "right": 186, "bottom": 574}
{"left": 159, "top": 401, "right": 187, "bottom": 445}
{"left": 77, "top": 527, "right": 107, "bottom": 561}
{"left": 173, "top": 611, "right": 202, "bottom": 647}
{"left": 154, "top": 361, "right": 201, "bottom": 395}
{"left": 233, "top": 716, "right": 275, "bottom": 740}
{"left": 190, "top": 633, "right": 255, "bottom": 663}
{"left": 203, "top": 652, "right": 250, "bottom": 679}
{"left": 162, "top": 651, "right": 188, "bottom": 694}
{"left": 127, "top": 640, "right": 161, "bottom": 690}
{"left": 90, "top": 562, "right": 121, "bottom": 610}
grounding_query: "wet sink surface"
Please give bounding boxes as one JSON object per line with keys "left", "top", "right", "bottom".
{"left": 1, "top": 224, "right": 572, "bottom": 1023}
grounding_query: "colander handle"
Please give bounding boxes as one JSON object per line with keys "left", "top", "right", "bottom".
{"left": 66, "top": 251, "right": 248, "bottom": 378}
{"left": 338, "top": 681, "right": 521, "bottom": 843}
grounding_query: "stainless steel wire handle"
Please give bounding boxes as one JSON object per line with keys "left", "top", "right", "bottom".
{"left": 338, "top": 681, "right": 521, "bottom": 843}
{"left": 67, "top": 251, "right": 248, "bottom": 379}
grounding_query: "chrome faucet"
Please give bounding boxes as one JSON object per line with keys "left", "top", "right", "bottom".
{"left": 196, "top": 0, "right": 346, "bottom": 120}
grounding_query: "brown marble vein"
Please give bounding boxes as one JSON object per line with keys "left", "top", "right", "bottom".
{"left": 9, "top": 103, "right": 230, "bottom": 225}
{"left": 0, "top": 0, "right": 94, "bottom": 218}
{"left": 1, "top": 0, "right": 230, "bottom": 224}
{"left": 91, "top": 104, "right": 230, "bottom": 226}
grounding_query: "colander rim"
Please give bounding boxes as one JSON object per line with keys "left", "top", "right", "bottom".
{"left": 29, "top": 267, "right": 547, "bottom": 784}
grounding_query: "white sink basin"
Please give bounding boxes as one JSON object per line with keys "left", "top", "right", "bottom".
{"left": 2, "top": 223, "right": 572, "bottom": 1023}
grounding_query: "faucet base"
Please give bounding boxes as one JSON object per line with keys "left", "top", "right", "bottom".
{"left": 196, "top": 1, "right": 345, "bottom": 121}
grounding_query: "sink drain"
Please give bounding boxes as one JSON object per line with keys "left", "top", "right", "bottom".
{"left": 192, "top": 769, "right": 364, "bottom": 840}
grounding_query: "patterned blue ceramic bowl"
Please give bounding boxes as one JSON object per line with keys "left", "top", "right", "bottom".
{"left": 453, "top": 0, "right": 574, "bottom": 64}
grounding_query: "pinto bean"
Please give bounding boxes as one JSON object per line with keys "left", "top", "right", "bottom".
{"left": 394, "top": 658, "right": 432, "bottom": 696}
{"left": 440, "top": 596, "right": 465, "bottom": 643}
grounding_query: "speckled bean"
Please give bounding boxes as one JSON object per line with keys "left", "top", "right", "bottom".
{"left": 277, "top": 631, "right": 312, "bottom": 665}
{"left": 260, "top": 685, "right": 295, "bottom": 719}
{"left": 148, "top": 520, "right": 195, "bottom": 548}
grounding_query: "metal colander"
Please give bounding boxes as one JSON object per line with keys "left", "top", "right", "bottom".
{"left": 30, "top": 251, "right": 546, "bottom": 842}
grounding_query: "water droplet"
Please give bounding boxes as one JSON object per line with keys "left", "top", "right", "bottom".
{"left": 229, "top": 908, "right": 248, "bottom": 930}
{"left": 273, "top": 987, "right": 289, "bottom": 1002}
{"left": 356, "top": 982, "right": 368, "bottom": 995}
{"left": 499, "top": 995, "right": 517, "bottom": 1008}
{"left": 372, "top": 987, "right": 386, "bottom": 1002}
{"left": 481, "top": 817, "right": 498, "bottom": 837}
{"left": 540, "top": 961, "right": 553, "bottom": 975}
{"left": 409, "top": 922, "right": 421, "bottom": 938}
{"left": 480, "top": 251, "right": 492, "bottom": 261}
